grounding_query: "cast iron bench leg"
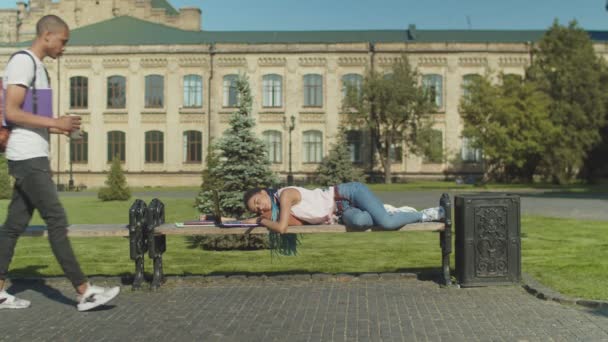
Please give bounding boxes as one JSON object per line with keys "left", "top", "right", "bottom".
{"left": 440, "top": 193, "right": 452, "bottom": 286}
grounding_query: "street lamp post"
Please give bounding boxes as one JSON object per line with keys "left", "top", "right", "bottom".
{"left": 283, "top": 115, "right": 296, "bottom": 185}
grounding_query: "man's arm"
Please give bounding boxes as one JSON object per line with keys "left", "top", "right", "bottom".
{"left": 5, "top": 84, "right": 79, "bottom": 131}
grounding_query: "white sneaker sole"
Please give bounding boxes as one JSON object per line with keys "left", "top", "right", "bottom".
{"left": 0, "top": 303, "right": 30, "bottom": 309}
{"left": 77, "top": 287, "right": 120, "bottom": 312}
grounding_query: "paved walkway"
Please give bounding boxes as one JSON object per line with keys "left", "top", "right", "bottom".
{"left": 1, "top": 277, "right": 607, "bottom": 341}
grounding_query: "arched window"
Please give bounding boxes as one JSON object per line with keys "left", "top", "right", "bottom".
{"left": 69, "top": 76, "right": 88, "bottom": 109}
{"left": 145, "top": 130, "right": 164, "bottom": 163}
{"left": 183, "top": 130, "right": 202, "bottom": 163}
{"left": 145, "top": 74, "right": 164, "bottom": 108}
{"left": 70, "top": 132, "right": 88, "bottom": 163}
{"left": 346, "top": 130, "right": 362, "bottom": 163}
{"left": 223, "top": 74, "right": 239, "bottom": 107}
{"left": 422, "top": 74, "right": 443, "bottom": 108}
{"left": 107, "top": 131, "right": 126, "bottom": 162}
{"left": 302, "top": 130, "right": 323, "bottom": 163}
{"left": 462, "top": 73, "right": 481, "bottom": 99}
{"left": 342, "top": 73, "right": 363, "bottom": 98}
{"left": 262, "top": 74, "right": 282, "bottom": 107}
{"left": 262, "top": 130, "right": 282, "bottom": 163}
{"left": 183, "top": 74, "right": 203, "bottom": 108}
{"left": 303, "top": 74, "right": 323, "bottom": 107}
{"left": 107, "top": 75, "right": 126, "bottom": 108}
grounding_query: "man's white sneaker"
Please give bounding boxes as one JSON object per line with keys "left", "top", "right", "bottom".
{"left": 77, "top": 284, "right": 120, "bottom": 312}
{"left": 420, "top": 207, "right": 445, "bottom": 222}
{"left": 0, "top": 291, "right": 31, "bottom": 309}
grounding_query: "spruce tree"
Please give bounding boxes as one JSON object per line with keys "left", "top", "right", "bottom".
{"left": 197, "top": 74, "right": 277, "bottom": 219}
{"left": 0, "top": 154, "right": 11, "bottom": 199}
{"left": 98, "top": 156, "right": 131, "bottom": 201}
{"left": 316, "top": 129, "right": 364, "bottom": 186}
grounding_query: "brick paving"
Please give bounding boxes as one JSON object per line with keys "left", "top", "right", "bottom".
{"left": 1, "top": 277, "right": 607, "bottom": 342}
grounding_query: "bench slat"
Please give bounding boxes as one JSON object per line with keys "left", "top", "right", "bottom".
{"left": 21, "top": 224, "right": 129, "bottom": 237}
{"left": 155, "top": 222, "right": 445, "bottom": 235}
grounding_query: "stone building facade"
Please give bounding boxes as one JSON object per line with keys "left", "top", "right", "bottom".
{"left": 0, "top": 1, "right": 605, "bottom": 187}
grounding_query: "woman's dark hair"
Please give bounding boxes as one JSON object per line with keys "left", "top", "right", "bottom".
{"left": 243, "top": 188, "right": 264, "bottom": 209}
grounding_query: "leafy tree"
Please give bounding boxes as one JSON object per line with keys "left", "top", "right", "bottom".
{"left": 342, "top": 55, "right": 435, "bottom": 183}
{"left": 97, "top": 156, "right": 131, "bottom": 201}
{"left": 527, "top": 20, "right": 607, "bottom": 183}
{"left": 460, "top": 73, "right": 555, "bottom": 182}
{"left": 196, "top": 74, "right": 277, "bottom": 219}
{"left": 0, "top": 154, "right": 11, "bottom": 199}
{"left": 315, "top": 129, "right": 364, "bottom": 186}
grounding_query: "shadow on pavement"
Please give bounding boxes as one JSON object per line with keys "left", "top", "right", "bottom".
{"left": 6, "top": 266, "right": 76, "bottom": 306}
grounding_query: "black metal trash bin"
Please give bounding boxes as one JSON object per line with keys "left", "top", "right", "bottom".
{"left": 455, "top": 193, "right": 521, "bottom": 287}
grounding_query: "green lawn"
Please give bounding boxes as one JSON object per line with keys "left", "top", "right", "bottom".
{"left": 0, "top": 191, "right": 607, "bottom": 301}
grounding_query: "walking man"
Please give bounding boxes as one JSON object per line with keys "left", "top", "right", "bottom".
{"left": 0, "top": 15, "right": 120, "bottom": 311}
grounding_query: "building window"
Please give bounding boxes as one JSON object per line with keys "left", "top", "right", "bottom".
{"left": 107, "top": 75, "right": 126, "bottom": 109}
{"left": 183, "top": 74, "right": 203, "bottom": 108}
{"left": 302, "top": 130, "right": 323, "bottom": 163}
{"left": 223, "top": 74, "right": 239, "bottom": 107}
{"left": 262, "top": 74, "right": 282, "bottom": 107}
{"left": 346, "top": 130, "right": 362, "bottom": 163}
{"left": 342, "top": 73, "right": 363, "bottom": 98}
{"left": 107, "top": 131, "right": 126, "bottom": 162}
{"left": 462, "top": 74, "right": 481, "bottom": 100}
{"left": 145, "top": 74, "right": 164, "bottom": 108}
{"left": 461, "top": 137, "right": 482, "bottom": 163}
{"left": 262, "top": 130, "right": 282, "bottom": 163}
{"left": 422, "top": 74, "right": 443, "bottom": 108}
{"left": 389, "top": 143, "right": 403, "bottom": 163}
{"left": 145, "top": 130, "right": 164, "bottom": 163}
{"left": 422, "top": 129, "right": 444, "bottom": 163}
{"left": 69, "top": 76, "right": 88, "bottom": 109}
{"left": 303, "top": 74, "right": 323, "bottom": 107}
{"left": 183, "top": 130, "right": 202, "bottom": 163}
{"left": 70, "top": 132, "right": 88, "bottom": 163}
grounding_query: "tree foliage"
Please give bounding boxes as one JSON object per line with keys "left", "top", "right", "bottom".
{"left": 459, "top": 73, "right": 555, "bottom": 182}
{"left": 97, "top": 156, "right": 131, "bottom": 201}
{"left": 342, "top": 55, "right": 435, "bottom": 183}
{"left": 527, "top": 20, "right": 608, "bottom": 183}
{"left": 315, "top": 129, "right": 364, "bottom": 186}
{"left": 0, "top": 154, "right": 11, "bottom": 199}
{"left": 196, "top": 74, "right": 277, "bottom": 219}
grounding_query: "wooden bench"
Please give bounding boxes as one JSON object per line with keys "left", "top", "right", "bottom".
{"left": 127, "top": 194, "right": 453, "bottom": 290}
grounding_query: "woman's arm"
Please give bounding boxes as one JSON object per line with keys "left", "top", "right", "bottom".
{"left": 258, "top": 188, "right": 301, "bottom": 234}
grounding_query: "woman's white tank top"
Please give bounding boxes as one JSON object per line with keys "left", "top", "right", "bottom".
{"left": 278, "top": 186, "right": 335, "bottom": 224}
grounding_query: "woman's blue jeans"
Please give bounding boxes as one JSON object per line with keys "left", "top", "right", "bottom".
{"left": 336, "top": 182, "right": 422, "bottom": 230}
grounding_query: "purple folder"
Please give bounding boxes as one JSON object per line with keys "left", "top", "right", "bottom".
{"left": 2, "top": 88, "right": 53, "bottom": 126}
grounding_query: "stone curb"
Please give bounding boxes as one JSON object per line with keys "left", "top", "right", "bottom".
{"left": 521, "top": 272, "right": 608, "bottom": 310}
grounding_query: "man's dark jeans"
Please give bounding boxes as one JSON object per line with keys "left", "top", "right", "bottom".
{"left": 0, "top": 157, "right": 86, "bottom": 288}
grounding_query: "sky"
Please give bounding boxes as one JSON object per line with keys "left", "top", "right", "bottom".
{"left": 1, "top": 0, "right": 607, "bottom": 31}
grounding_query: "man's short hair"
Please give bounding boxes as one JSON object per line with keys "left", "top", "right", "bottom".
{"left": 36, "top": 15, "right": 69, "bottom": 36}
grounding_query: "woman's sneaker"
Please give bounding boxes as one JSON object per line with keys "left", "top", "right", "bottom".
{"left": 420, "top": 207, "right": 445, "bottom": 222}
{"left": 0, "top": 291, "right": 31, "bottom": 309}
{"left": 77, "top": 284, "right": 120, "bottom": 312}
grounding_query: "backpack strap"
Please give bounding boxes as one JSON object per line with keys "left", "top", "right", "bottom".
{"left": 7, "top": 50, "right": 50, "bottom": 115}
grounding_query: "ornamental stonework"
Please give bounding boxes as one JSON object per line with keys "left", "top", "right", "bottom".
{"left": 141, "top": 114, "right": 167, "bottom": 123}
{"left": 458, "top": 57, "right": 488, "bottom": 66}
{"left": 257, "top": 114, "right": 285, "bottom": 123}
{"left": 418, "top": 57, "right": 448, "bottom": 66}
{"left": 298, "top": 57, "right": 327, "bottom": 67}
{"left": 299, "top": 113, "right": 326, "bottom": 123}
{"left": 258, "top": 57, "right": 287, "bottom": 66}
{"left": 179, "top": 114, "right": 206, "bottom": 123}
{"left": 102, "top": 58, "right": 129, "bottom": 68}
{"left": 63, "top": 58, "right": 92, "bottom": 69}
{"left": 103, "top": 114, "right": 128, "bottom": 123}
{"left": 178, "top": 57, "right": 208, "bottom": 67}
{"left": 337, "top": 56, "right": 368, "bottom": 66}
{"left": 141, "top": 58, "right": 168, "bottom": 68}
{"left": 217, "top": 57, "right": 247, "bottom": 67}
{"left": 377, "top": 56, "right": 402, "bottom": 66}
{"left": 498, "top": 56, "right": 529, "bottom": 67}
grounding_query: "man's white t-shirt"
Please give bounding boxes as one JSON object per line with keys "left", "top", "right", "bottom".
{"left": 2, "top": 50, "right": 51, "bottom": 161}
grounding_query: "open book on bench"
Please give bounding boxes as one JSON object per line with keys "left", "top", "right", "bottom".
{"left": 175, "top": 190, "right": 260, "bottom": 228}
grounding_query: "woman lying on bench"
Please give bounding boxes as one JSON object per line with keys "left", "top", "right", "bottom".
{"left": 243, "top": 182, "right": 445, "bottom": 234}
